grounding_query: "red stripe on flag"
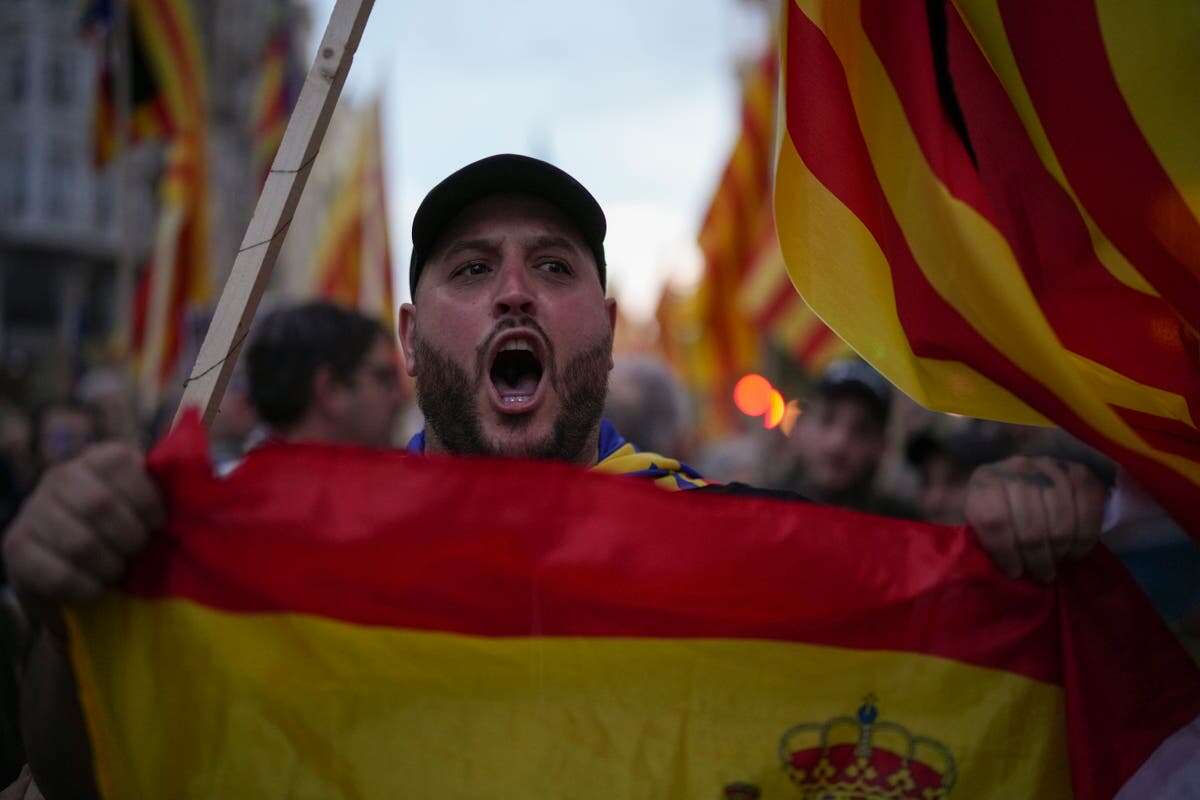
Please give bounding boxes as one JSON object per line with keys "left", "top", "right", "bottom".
{"left": 999, "top": 0, "right": 1200, "bottom": 323}
{"left": 783, "top": 2, "right": 1200, "bottom": 536}
{"left": 143, "top": 0, "right": 204, "bottom": 124}
{"left": 1112, "top": 406, "right": 1200, "bottom": 464}
{"left": 796, "top": 322, "right": 838, "bottom": 366}
{"left": 139, "top": 418, "right": 1063, "bottom": 684}
{"left": 137, "top": 411, "right": 1200, "bottom": 800}
{"left": 863, "top": 0, "right": 1200, "bottom": 414}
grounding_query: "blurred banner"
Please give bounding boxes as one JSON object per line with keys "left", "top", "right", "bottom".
{"left": 68, "top": 413, "right": 1200, "bottom": 798}
{"left": 250, "top": 11, "right": 304, "bottom": 189}
{"left": 309, "top": 101, "right": 396, "bottom": 332}
{"left": 775, "top": 0, "right": 1200, "bottom": 536}
{"left": 86, "top": 0, "right": 211, "bottom": 414}
{"left": 670, "top": 43, "right": 846, "bottom": 435}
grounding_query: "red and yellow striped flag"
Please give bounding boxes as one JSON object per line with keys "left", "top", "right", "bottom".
{"left": 310, "top": 101, "right": 395, "bottom": 331}
{"left": 678, "top": 44, "right": 847, "bottom": 434}
{"left": 683, "top": 49, "right": 777, "bottom": 432}
{"left": 775, "top": 0, "right": 1200, "bottom": 536}
{"left": 82, "top": 0, "right": 172, "bottom": 167}
{"left": 738, "top": 216, "right": 851, "bottom": 376}
{"left": 123, "top": 0, "right": 210, "bottom": 413}
{"left": 250, "top": 20, "right": 301, "bottom": 188}
{"left": 67, "top": 412, "right": 1200, "bottom": 798}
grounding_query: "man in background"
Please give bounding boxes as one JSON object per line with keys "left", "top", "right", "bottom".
{"left": 776, "top": 359, "right": 916, "bottom": 518}
{"left": 245, "top": 301, "right": 403, "bottom": 450}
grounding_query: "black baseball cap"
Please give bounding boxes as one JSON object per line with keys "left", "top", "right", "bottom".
{"left": 408, "top": 154, "right": 607, "bottom": 297}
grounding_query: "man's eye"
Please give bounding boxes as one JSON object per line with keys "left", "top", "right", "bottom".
{"left": 455, "top": 262, "right": 491, "bottom": 278}
{"left": 538, "top": 260, "right": 571, "bottom": 275}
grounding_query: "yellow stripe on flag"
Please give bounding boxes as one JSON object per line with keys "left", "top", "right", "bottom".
{"left": 949, "top": 0, "right": 1159, "bottom": 298}
{"left": 1095, "top": 0, "right": 1200, "bottom": 225}
{"left": 70, "top": 596, "right": 1071, "bottom": 799}
{"left": 775, "top": 132, "right": 1051, "bottom": 425}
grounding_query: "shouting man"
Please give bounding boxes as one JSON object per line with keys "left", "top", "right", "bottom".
{"left": 3, "top": 156, "right": 1104, "bottom": 799}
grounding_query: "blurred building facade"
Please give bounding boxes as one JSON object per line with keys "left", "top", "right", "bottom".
{"left": 0, "top": 0, "right": 310, "bottom": 401}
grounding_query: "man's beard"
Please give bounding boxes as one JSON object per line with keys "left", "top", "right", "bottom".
{"left": 412, "top": 322, "right": 610, "bottom": 463}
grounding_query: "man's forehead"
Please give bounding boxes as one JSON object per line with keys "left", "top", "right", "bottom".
{"left": 432, "top": 193, "right": 591, "bottom": 255}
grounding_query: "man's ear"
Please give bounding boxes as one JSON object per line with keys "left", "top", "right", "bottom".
{"left": 605, "top": 297, "right": 618, "bottom": 370}
{"left": 398, "top": 303, "right": 418, "bottom": 378}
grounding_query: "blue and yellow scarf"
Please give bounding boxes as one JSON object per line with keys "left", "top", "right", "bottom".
{"left": 406, "top": 420, "right": 707, "bottom": 491}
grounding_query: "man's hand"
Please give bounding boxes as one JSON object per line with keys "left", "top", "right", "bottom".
{"left": 965, "top": 456, "right": 1106, "bottom": 583}
{"left": 3, "top": 443, "right": 164, "bottom": 613}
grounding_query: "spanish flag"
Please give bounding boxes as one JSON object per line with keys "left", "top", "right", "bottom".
{"left": 774, "top": 1, "right": 1200, "bottom": 537}
{"left": 67, "top": 413, "right": 1200, "bottom": 797}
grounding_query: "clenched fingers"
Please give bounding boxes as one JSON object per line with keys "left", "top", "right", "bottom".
{"left": 79, "top": 443, "right": 166, "bottom": 532}
{"left": 964, "top": 467, "right": 1022, "bottom": 579}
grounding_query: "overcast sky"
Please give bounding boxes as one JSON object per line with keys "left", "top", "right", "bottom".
{"left": 309, "top": 0, "right": 770, "bottom": 318}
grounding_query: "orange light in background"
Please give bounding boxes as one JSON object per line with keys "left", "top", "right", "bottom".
{"left": 733, "top": 374, "right": 773, "bottom": 417}
{"left": 764, "top": 390, "right": 786, "bottom": 429}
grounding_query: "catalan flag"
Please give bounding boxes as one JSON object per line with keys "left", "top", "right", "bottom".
{"left": 111, "top": 0, "right": 210, "bottom": 413}
{"left": 67, "top": 412, "right": 1200, "bottom": 797}
{"left": 738, "top": 217, "right": 851, "bottom": 376}
{"left": 250, "top": 16, "right": 302, "bottom": 188}
{"left": 310, "top": 101, "right": 395, "bottom": 330}
{"left": 774, "top": 1, "right": 1200, "bottom": 536}
{"left": 82, "top": 0, "right": 173, "bottom": 167}
{"left": 680, "top": 49, "right": 777, "bottom": 432}
{"left": 677, "top": 44, "right": 846, "bottom": 433}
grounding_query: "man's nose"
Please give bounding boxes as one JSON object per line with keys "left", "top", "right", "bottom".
{"left": 492, "top": 261, "right": 537, "bottom": 318}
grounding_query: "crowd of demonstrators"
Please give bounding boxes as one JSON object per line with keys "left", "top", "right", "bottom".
{"left": 0, "top": 156, "right": 1128, "bottom": 797}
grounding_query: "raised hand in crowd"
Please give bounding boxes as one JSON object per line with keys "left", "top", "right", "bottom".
{"left": 965, "top": 455, "right": 1107, "bottom": 583}
{"left": 3, "top": 442, "right": 163, "bottom": 615}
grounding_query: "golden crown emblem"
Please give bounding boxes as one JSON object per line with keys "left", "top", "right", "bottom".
{"left": 777, "top": 695, "right": 957, "bottom": 799}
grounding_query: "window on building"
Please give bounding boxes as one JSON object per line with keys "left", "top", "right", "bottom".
{"left": 4, "top": 49, "right": 26, "bottom": 104}
{"left": 0, "top": 135, "right": 27, "bottom": 219}
{"left": 45, "top": 139, "right": 76, "bottom": 221}
{"left": 46, "top": 49, "right": 73, "bottom": 106}
{"left": 94, "top": 171, "right": 114, "bottom": 230}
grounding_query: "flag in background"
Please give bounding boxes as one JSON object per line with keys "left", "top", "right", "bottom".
{"left": 119, "top": 0, "right": 210, "bottom": 413}
{"left": 82, "top": 0, "right": 173, "bottom": 167}
{"left": 67, "top": 412, "right": 1200, "bottom": 798}
{"left": 774, "top": 0, "right": 1200, "bottom": 537}
{"left": 738, "top": 216, "right": 851, "bottom": 376}
{"left": 310, "top": 101, "right": 396, "bottom": 331}
{"left": 673, "top": 43, "right": 846, "bottom": 435}
{"left": 250, "top": 12, "right": 303, "bottom": 188}
{"left": 682, "top": 48, "right": 775, "bottom": 434}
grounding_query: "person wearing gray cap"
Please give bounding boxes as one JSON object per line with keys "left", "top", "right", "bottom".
{"left": 778, "top": 359, "right": 917, "bottom": 518}
{"left": 1, "top": 155, "right": 1109, "bottom": 798}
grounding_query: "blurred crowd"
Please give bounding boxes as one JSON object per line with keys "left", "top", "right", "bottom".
{"left": 0, "top": 300, "right": 1195, "bottom": 789}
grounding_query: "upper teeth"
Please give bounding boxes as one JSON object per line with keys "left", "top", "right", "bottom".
{"left": 501, "top": 339, "right": 534, "bottom": 352}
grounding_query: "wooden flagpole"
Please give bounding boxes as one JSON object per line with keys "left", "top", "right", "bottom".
{"left": 175, "top": 0, "right": 375, "bottom": 426}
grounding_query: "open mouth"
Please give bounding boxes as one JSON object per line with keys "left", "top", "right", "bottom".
{"left": 487, "top": 333, "right": 547, "bottom": 414}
